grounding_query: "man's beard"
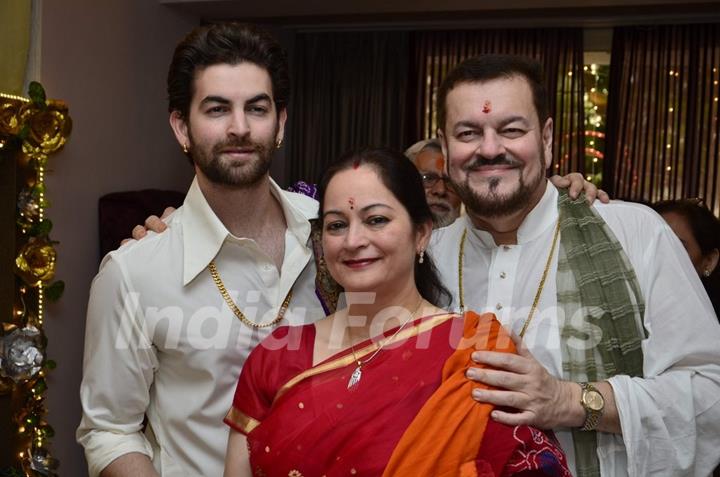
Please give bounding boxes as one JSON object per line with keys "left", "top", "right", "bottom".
{"left": 451, "top": 151, "right": 545, "bottom": 218}
{"left": 189, "top": 131, "right": 275, "bottom": 187}
{"left": 428, "top": 202, "right": 460, "bottom": 228}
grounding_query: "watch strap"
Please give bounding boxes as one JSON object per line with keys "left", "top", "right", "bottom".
{"left": 579, "top": 382, "right": 603, "bottom": 431}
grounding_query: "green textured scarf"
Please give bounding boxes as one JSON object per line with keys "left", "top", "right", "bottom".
{"left": 556, "top": 189, "right": 647, "bottom": 477}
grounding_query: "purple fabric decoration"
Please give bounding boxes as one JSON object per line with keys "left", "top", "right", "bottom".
{"left": 286, "top": 181, "right": 318, "bottom": 200}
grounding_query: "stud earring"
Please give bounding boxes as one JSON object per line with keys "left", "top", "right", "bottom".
{"left": 704, "top": 269, "right": 712, "bottom": 277}
{"left": 182, "top": 143, "right": 189, "bottom": 154}
{"left": 418, "top": 250, "right": 425, "bottom": 264}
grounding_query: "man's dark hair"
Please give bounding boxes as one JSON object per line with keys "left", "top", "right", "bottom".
{"left": 437, "top": 54, "right": 549, "bottom": 131}
{"left": 167, "top": 22, "right": 290, "bottom": 119}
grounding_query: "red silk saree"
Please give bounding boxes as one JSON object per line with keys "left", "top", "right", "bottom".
{"left": 225, "top": 312, "right": 570, "bottom": 476}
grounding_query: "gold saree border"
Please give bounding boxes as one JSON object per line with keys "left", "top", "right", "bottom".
{"left": 273, "top": 313, "right": 459, "bottom": 404}
{"left": 225, "top": 406, "right": 261, "bottom": 434}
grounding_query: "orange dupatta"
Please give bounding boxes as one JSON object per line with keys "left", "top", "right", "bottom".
{"left": 383, "top": 311, "right": 516, "bottom": 477}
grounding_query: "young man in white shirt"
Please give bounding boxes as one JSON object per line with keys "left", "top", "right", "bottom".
{"left": 433, "top": 54, "right": 720, "bottom": 476}
{"left": 77, "top": 23, "right": 328, "bottom": 477}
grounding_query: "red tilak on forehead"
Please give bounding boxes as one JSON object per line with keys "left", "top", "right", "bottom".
{"left": 352, "top": 160, "right": 360, "bottom": 170}
{"left": 348, "top": 197, "right": 355, "bottom": 210}
{"left": 482, "top": 100, "right": 492, "bottom": 114}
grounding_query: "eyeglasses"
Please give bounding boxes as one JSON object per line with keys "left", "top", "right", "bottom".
{"left": 420, "top": 172, "right": 455, "bottom": 190}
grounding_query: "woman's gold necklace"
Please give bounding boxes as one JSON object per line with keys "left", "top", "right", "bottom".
{"left": 346, "top": 297, "right": 424, "bottom": 390}
{"left": 208, "top": 260, "right": 292, "bottom": 329}
{"left": 457, "top": 220, "right": 560, "bottom": 338}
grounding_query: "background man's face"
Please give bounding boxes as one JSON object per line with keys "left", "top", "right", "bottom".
{"left": 440, "top": 75, "right": 553, "bottom": 218}
{"left": 414, "top": 149, "right": 461, "bottom": 228}
{"left": 173, "top": 62, "right": 286, "bottom": 187}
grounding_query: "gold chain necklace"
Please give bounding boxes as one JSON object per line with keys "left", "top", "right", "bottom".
{"left": 208, "top": 260, "right": 293, "bottom": 329}
{"left": 458, "top": 220, "right": 561, "bottom": 338}
{"left": 346, "top": 297, "right": 424, "bottom": 390}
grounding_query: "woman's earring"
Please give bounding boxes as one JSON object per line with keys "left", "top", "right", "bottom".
{"left": 276, "top": 138, "right": 283, "bottom": 149}
{"left": 182, "top": 143, "right": 189, "bottom": 154}
{"left": 704, "top": 269, "right": 712, "bottom": 277}
{"left": 418, "top": 250, "right": 425, "bottom": 264}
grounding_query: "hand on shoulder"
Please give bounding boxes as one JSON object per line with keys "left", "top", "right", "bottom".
{"left": 120, "top": 207, "right": 176, "bottom": 246}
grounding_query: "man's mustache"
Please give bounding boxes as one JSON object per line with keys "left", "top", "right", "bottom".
{"left": 464, "top": 154, "right": 522, "bottom": 171}
{"left": 212, "top": 138, "right": 263, "bottom": 154}
{"left": 428, "top": 201, "right": 451, "bottom": 211}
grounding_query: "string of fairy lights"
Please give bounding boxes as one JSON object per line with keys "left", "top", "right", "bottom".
{"left": 583, "top": 63, "right": 609, "bottom": 186}
{"left": 0, "top": 85, "right": 70, "bottom": 477}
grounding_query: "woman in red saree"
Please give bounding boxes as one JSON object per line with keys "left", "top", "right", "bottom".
{"left": 224, "top": 148, "right": 571, "bottom": 477}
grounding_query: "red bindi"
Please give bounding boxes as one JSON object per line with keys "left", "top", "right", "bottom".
{"left": 348, "top": 198, "right": 355, "bottom": 210}
{"left": 352, "top": 160, "right": 360, "bottom": 170}
{"left": 435, "top": 157, "right": 445, "bottom": 171}
{"left": 482, "top": 100, "right": 492, "bottom": 114}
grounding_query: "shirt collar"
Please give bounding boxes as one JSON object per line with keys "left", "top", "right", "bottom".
{"left": 181, "top": 176, "right": 317, "bottom": 286}
{"left": 466, "top": 180, "right": 558, "bottom": 247}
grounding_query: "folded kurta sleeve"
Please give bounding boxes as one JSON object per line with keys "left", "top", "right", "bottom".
{"left": 606, "top": 222, "right": 720, "bottom": 476}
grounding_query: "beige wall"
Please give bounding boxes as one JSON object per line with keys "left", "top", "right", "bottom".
{"left": 41, "top": 1, "right": 198, "bottom": 475}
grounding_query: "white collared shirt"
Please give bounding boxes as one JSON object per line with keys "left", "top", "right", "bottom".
{"left": 77, "top": 177, "right": 326, "bottom": 477}
{"left": 430, "top": 183, "right": 720, "bottom": 476}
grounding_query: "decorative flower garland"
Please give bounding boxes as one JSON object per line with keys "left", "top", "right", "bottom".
{"left": 0, "top": 83, "right": 71, "bottom": 477}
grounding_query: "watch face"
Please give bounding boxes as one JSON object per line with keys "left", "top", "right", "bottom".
{"left": 585, "top": 390, "right": 604, "bottom": 411}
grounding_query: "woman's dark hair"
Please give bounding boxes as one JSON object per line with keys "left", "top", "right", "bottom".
{"left": 653, "top": 198, "right": 720, "bottom": 317}
{"left": 317, "top": 147, "right": 452, "bottom": 308}
{"left": 653, "top": 199, "right": 720, "bottom": 268}
{"left": 167, "top": 22, "right": 290, "bottom": 119}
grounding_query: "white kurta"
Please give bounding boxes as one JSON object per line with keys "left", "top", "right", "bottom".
{"left": 430, "top": 183, "right": 720, "bottom": 476}
{"left": 77, "top": 178, "right": 327, "bottom": 477}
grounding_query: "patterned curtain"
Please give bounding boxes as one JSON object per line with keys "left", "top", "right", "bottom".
{"left": 604, "top": 24, "right": 720, "bottom": 214}
{"left": 409, "top": 28, "right": 586, "bottom": 176}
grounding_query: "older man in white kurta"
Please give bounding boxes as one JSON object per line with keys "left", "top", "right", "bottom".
{"left": 431, "top": 183, "right": 720, "bottom": 475}
{"left": 432, "top": 54, "right": 720, "bottom": 476}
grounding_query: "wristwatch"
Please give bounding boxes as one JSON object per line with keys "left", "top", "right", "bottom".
{"left": 579, "top": 382, "right": 605, "bottom": 431}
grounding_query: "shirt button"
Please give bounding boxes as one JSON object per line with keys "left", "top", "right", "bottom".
{"left": 500, "top": 272, "right": 507, "bottom": 279}
{"left": 496, "top": 303, "right": 503, "bottom": 310}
